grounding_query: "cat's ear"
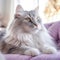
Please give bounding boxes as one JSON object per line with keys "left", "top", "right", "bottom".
{"left": 34, "top": 6, "right": 39, "bottom": 12}
{"left": 16, "top": 5, "right": 23, "bottom": 13}
{"left": 15, "top": 5, "right": 24, "bottom": 18}
{"left": 34, "top": 6, "right": 39, "bottom": 15}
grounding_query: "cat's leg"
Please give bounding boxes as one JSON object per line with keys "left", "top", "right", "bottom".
{"left": 24, "top": 48, "right": 41, "bottom": 56}
{"left": 20, "top": 46, "right": 41, "bottom": 56}
{"left": 41, "top": 45, "right": 57, "bottom": 54}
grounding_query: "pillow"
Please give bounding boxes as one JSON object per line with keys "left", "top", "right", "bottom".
{"left": 48, "top": 22, "right": 59, "bottom": 41}
{"left": 48, "top": 21, "right": 60, "bottom": 49}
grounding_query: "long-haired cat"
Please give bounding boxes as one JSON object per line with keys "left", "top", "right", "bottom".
{"left": 4, "top": 5, "right": 57, "bottom": 56}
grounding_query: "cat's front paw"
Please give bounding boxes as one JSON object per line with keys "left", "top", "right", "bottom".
{"left": 42, "top": 46, "right": 57, "bottom": 54}
{"left": 24, "top": 48, "right": 41, "bottom": 56}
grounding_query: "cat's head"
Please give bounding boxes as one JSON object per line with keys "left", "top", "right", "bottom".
{"left": 12, "top": 5, "right": 42, "bottom": 34}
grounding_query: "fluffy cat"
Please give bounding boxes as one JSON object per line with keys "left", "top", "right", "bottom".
{"left": 2, "top": 5, "right": 57, "bottom": 56}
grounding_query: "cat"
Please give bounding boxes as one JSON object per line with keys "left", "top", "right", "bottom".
{"left": 2, "top": 5, "right": 57, "bottom": 56}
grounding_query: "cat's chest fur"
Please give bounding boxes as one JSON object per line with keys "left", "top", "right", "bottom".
{"left": 17, "top": 33, "right": 35, "bottom": 47}
{"left": 17, "top": 32, "right": 43, "bottom": 49}
{"left": 5, "top": 32, "right": 42, "bottom": 49}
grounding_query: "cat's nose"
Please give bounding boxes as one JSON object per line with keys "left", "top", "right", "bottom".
{"left": 34, "top": 24, "right": 38, "bottom": 28}
{"left": 37, "top": 24, "right": 41, "bottom": 30}
{"left": 34, "top": 24, "right": 37, "bottom": 27}
{"left": 34, "top": 23, "right": 41, "bottom": 29}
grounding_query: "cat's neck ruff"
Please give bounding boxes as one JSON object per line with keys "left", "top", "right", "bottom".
{"left": 17, "top": 32, "right": 33, "bottom": 41}
{"left": 5, "top": 32, "right": 34, "bottom": 47}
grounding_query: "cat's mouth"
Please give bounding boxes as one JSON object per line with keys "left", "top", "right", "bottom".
{"left": 34, "top": 24, "right": 41, "bottom": 30}
{"left": 31, "top": 29, "right": 39, "bottom": 34}
{"left": 30, "top": 27, "right": 40, "bottom": 34}
{"left": 31, "top": 25, "right": 42, "bottom": 33}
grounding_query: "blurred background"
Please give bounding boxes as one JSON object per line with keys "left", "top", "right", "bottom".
{"left": 0, "top": 0, "right": 60, "bottom": 27}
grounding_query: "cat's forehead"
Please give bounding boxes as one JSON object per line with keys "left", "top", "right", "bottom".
{"left": 24, "top": 10, "right": 36, "bottom": 17}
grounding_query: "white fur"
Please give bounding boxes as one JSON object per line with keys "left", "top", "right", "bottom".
{"left": 24, "top": 48, "right": 41, "bottom": 56}
{"left": 0, "top": 52, "right": 5, "bottom": 60}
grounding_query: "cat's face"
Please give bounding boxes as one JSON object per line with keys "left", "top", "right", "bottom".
{"left": 14, "top": 5, "right": 42, "bottom": 33}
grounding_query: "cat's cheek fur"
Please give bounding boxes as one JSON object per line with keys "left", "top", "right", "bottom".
{"left": 24, "top": 48, "right": 41, "bottom": 56}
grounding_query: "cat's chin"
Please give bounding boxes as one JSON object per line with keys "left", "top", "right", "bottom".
{"left": 23, "top": 28, "right": 39, "bottom": 34}
{"left": 30, "top": 29, "right": 39, "bottom": 34}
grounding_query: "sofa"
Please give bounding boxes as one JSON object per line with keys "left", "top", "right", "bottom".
{"left": 3, "top": 21, "right": 60, "bottom": 60}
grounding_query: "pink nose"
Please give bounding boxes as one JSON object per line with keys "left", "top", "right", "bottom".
{"left": 37, "top": 24, "right": 41, "bottom": 29}
{"left": 34, "top": 24, "right": 38, "bottom": 28}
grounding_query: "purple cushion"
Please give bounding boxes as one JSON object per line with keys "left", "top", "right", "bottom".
{"left": 5, "top": 54, "right": 31, "bottom": 60}
{"left": 5, "top": 52, "right": 60, "bottom": 60}
{"left": 48, "top": 21, "right": 60, "bottom": 41}
{"left": 44, "top": 23, "right": 53, "bottom": 29}
{"left": 30, "top": 52, "right": 60, "bottom": 60}
{"left": 47, "top": 21, "right": 60, "bottom": 49}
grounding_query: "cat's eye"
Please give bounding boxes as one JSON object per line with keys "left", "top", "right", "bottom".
{"left": 37, "top": 17, "right": 41, "bottom": 23}
{"left": 37, "top": 19, "right": 40, "bottom": 22}
{"left": 24, "top": 18, "right": 31, "bottom": 22}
